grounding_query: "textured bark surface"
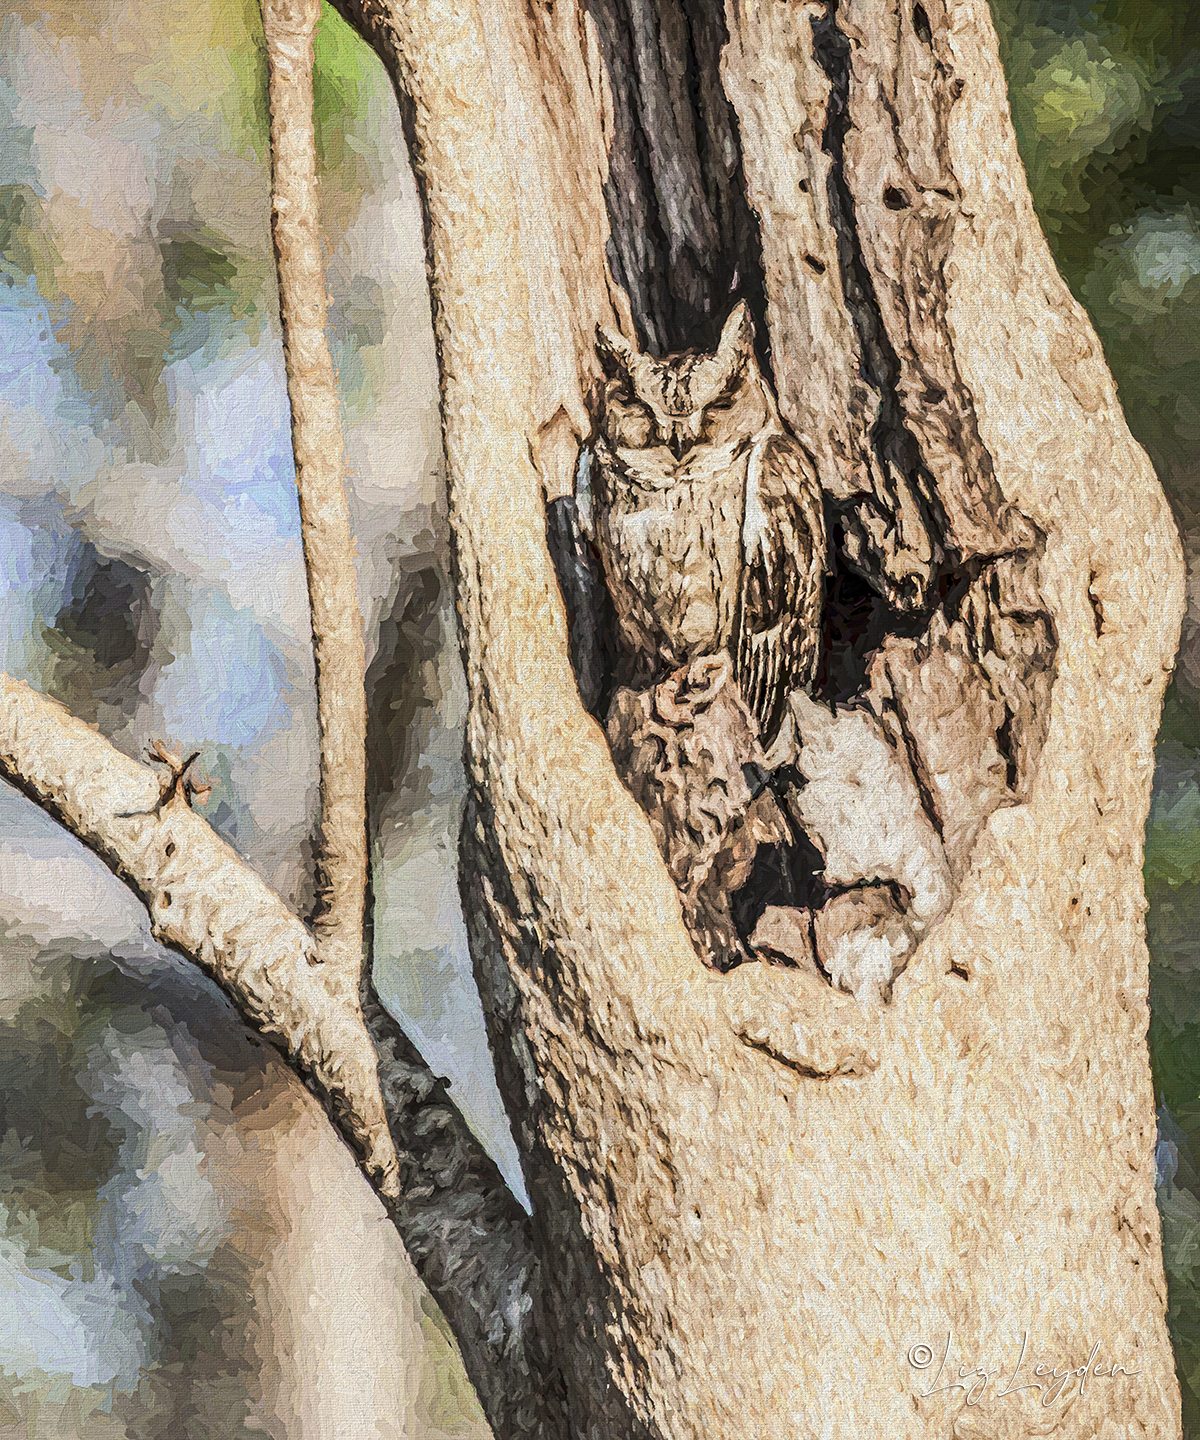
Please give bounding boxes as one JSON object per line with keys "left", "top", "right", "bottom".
{"left": 362, "top": 986, "right": 564, "bottom": 1437}
{"left": 585, "top": 0, "right": 768, "bottom": 358}
{"left": 263, "top": 0, "right": 369, "bottom": 986}
{"left": 0, "top": 675, "right": 397, "bottom": 1193}
{"left": 329, "top": 0, "right": 1186, "bottom": 1434}
{"left": 606, "top": 654, "right": 792, "bottom": 969}
{"left": 722, "top": 0, "right": 943, "bottom": 609}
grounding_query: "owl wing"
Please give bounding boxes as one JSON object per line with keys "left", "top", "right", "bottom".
{"left": 735, "top": 432, "right": 827, "bottom": 743}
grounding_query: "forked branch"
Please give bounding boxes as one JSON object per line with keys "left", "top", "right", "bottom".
{"left": 0, "top": 673, "right": 558, "bottom": 1436}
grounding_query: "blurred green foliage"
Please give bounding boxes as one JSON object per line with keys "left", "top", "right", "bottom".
{"left": 995, "top": 0, "right": 1200, "bottom": 485}
{"left": 993, "top": 0, "right": 1200, "bottom": 1424}
{"left": 313, "top": 3, "right": 390, "bottom": 177}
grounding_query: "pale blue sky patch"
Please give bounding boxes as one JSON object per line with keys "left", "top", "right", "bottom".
{"left": 153, "top": 583, "right": 291, "bottom": 750}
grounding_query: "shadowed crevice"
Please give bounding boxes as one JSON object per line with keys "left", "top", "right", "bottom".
{"left": 586, "top": 0, "right": 771, "bottom": 363}
{"left": 809, "top": 2, "right": 950, "bottom": 605}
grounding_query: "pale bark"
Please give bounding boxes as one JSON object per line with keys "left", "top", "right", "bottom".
{"left": 0, "top": 674, "right": 398, "bottom": 1191}
{"left": 332, "top": 0, "right": 1184, "bottom": 1436}
{"left": 257, "top": 11, "right": 563, "bottom": 1425}
{"left": 263, "top": 0, "right": 369, "bottom": 988}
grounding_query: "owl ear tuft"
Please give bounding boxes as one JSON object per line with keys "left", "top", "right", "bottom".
{"left": 715, "top": 301, "right": 754, "bottom": 373}
{"left": 597, "top": 326, "right": 637, "bottom": 372}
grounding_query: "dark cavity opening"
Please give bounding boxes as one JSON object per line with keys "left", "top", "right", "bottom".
{"left": 586, "top": 0, "right": 772, "bottom": 370}
{"left": 911, "top": 3, "right": 933, "bottom": 46}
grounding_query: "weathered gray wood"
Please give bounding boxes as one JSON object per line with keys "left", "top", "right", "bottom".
{"left": 363, "top": 983, "right": 570, "bottom": 1439}
{"left": 585, "top": 0, "right": 768, "bottom": 356}
{"left": 721, "top": 0, "right": 944, "bottom": 610}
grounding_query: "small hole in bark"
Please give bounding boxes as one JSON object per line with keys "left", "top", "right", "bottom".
{"left": 804, "top": 253, "right": 826, "bottom": 275}
{"left": 949, "top": 961, "right": 969, "bottom": 981}
{"left": 159, "top": 890, "right": 171, "bottom": 909}
{"left": 883, "top": 186, "right": 910, "bottom": 211}
{"left": 1087, "top": 571, "right": 1105, "bottom": 635}
{"left": 797, "top": 175, "right": 809, "bottom": 192}
{"left": 912, "top": 3, "right": 933, "bottom": 43}
{"left": 922, "top": 385, "right": 946, "bottom": 406}
{"left": 1070, "top": 896, "right": 1079, "bottom": 907}
{"left": 733, "top": 827, "right": 827, "bottom": 945}
{"left": 165, "top": 841, "right": 176, "bottom": 858}
{"left": 950, "top": 77, "right": 965, "bottom": 100}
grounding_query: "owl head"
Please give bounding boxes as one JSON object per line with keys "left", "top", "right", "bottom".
{"left": 596, "top": 303, "right": 769, "bottom": 460}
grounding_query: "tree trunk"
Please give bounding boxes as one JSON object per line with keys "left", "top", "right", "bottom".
{"left": 316, "top": 0, "right": 1188, "bottom": 1434}
{"left": 329, "top": 0, "right": 1186, "bottom": 1433}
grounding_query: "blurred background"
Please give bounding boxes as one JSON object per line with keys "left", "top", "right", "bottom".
{"left": 0, "top": 0, "right": 1197, "bottom": 1434}
{"left": 0, "top": 3, "right": 502, "bottom": 1434}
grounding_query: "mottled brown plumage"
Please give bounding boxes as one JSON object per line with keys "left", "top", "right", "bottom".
{"left": 593, "top": 303, "right": 827, "bottom": 741}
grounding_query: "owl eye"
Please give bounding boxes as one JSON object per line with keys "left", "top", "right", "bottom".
{"left": 604, "top": 396, "right": 655, "bottom": 450}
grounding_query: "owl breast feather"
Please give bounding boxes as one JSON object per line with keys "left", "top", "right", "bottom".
{"left": 595, "top": 438, "right": 749, "bottom": 671}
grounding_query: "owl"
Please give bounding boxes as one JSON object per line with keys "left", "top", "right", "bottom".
{"left": 592, "top": 302, "right": 827, "bottom": 743}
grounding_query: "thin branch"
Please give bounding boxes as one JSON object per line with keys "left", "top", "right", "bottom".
{"left": 256, "top": 11, "right": 572, "bottom": 1429}
{"left": 262, "top": 0, "right": 369, "bottom": 990}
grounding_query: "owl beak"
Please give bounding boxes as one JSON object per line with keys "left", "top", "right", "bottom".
{"left": 667, "top": 414, "right": 703, "bottom": 460}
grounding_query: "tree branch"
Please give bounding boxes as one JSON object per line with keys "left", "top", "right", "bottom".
{"left": 362, "top": 987, "right": 569, "bottom": 1438}
{"left": 0, "top": 672, "right": 562, "bottom": 1436}
{"left": 262, "top": 0, "right": 369, "bottom": 988}
{"left": 0, "top": 672, "right": 398, "bottom": 1191}
{"left": 257, "top": 13, "right": 570, "bottom": 1428}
